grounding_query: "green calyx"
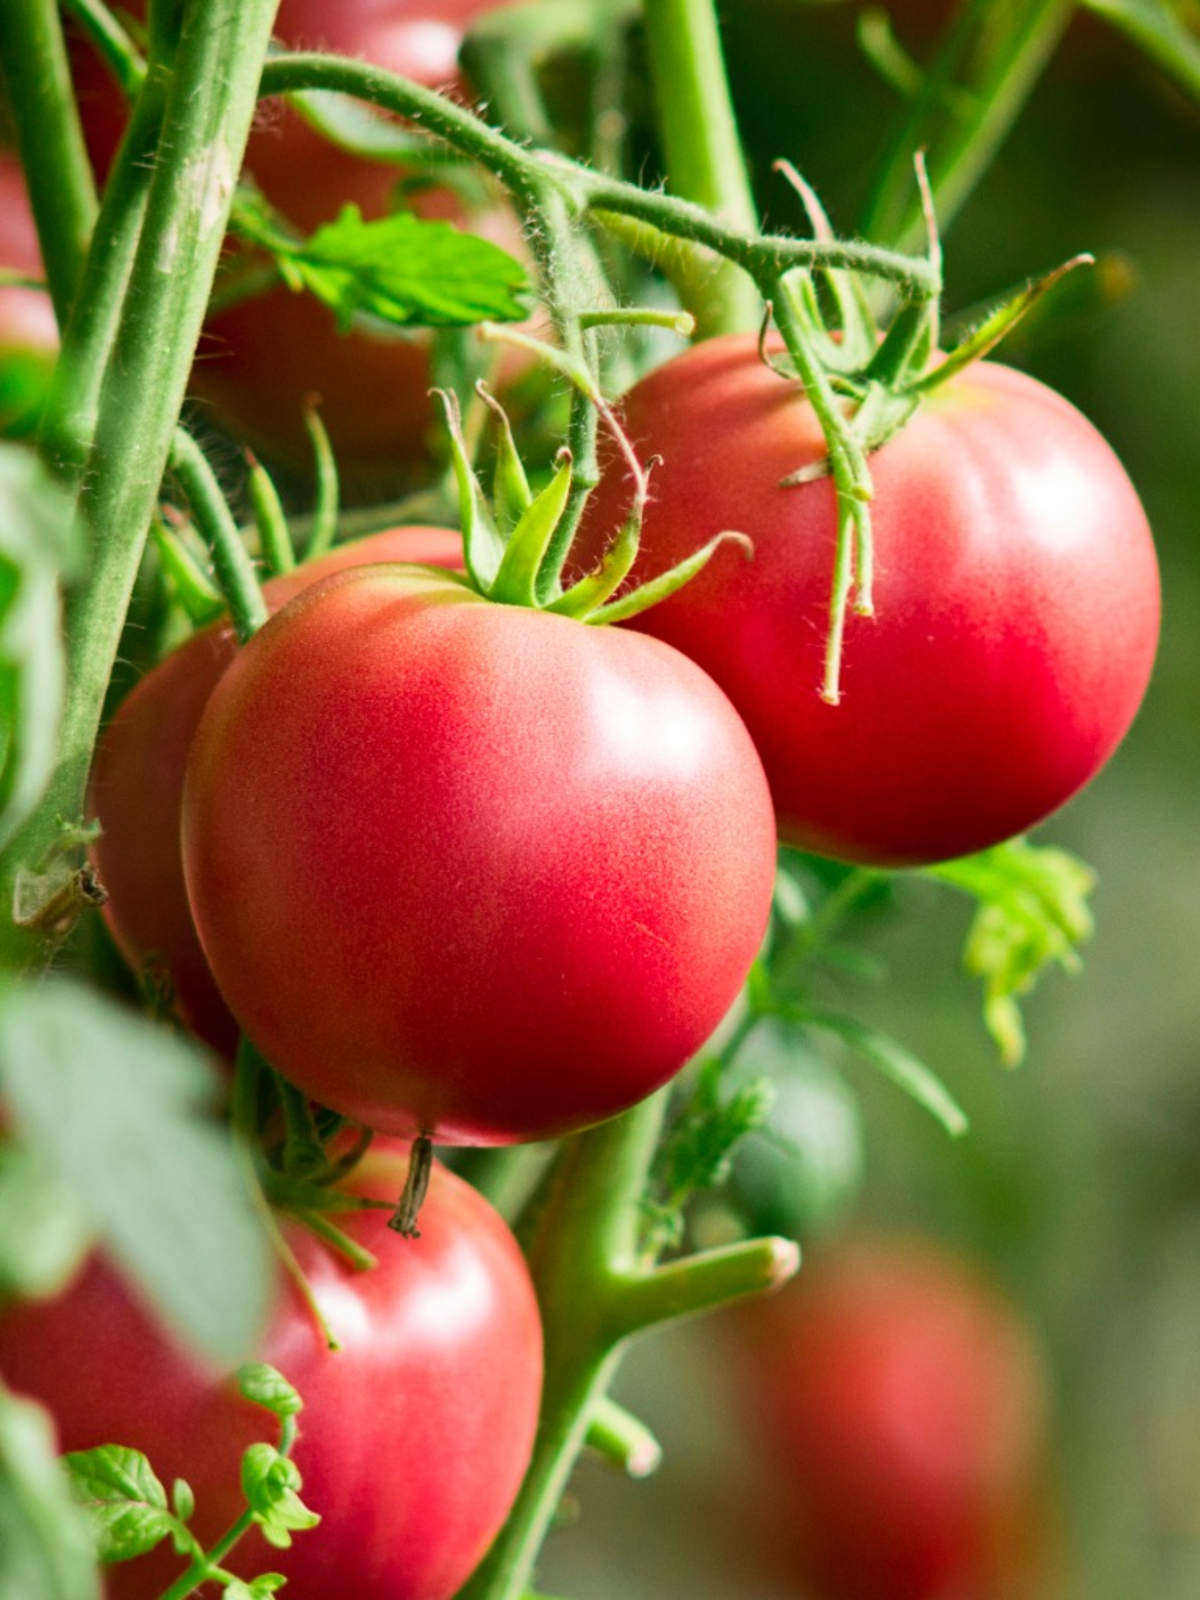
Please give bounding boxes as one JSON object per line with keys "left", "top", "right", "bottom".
{"left": 437, "top": 375, "right": 752, "bottom": 627}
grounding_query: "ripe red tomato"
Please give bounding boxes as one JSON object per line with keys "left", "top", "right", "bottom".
{"left": 726, "top": 1235, "right": 1057, "bottom": 1600}
{"left": 87, "top": 526, "right": 463, "bottom": 1055}
{"left": 576, "top": 335, "right": 1161, "bottom": 866}
{"left": 0, "top": 152, "right": 58, "bottom": 435}
{"left": 0, "top": 1142, "right": 543, "bottom": 1600}
{"left": 181, "top": 566, "right": 778, "bottom": 1145}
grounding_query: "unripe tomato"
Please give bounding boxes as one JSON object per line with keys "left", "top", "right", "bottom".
{"left": 576, "top": 335, "right": 1161, "bottom": 866}
{"left": 181, "top": 566, "right": 778, "bottom": 1144}
{"left": 725, "top": 1235, "right": 1057, "bottom": 1600}
{"left": 87, "top": 527, "right": 463, "bottom": 1054}
{"left": 0, "top": 1143, "right": 543, "bottom": 1600}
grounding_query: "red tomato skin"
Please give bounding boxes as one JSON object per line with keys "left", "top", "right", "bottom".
{"left": 727, "top": 1236, "right": 1055, "bottom": 1600}
{"left": 87, "top": 528, "right": 463, "bottom": 1055}
{"left": 181, "top": 568, "right": 778, "bottom": 1144}
{"left": 576, "top": 336, "right": 1161, "bottom": 866}
{"left": 0, "top": 1147, "right": 543, "bottom": 1600}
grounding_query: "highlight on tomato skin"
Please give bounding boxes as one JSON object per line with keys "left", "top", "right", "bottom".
{"left": 722, "top": 1233, "right": 1061, "bottom": 1600}
{"left": 574, "top": 333, "right": 1162, "bottom": 869}
{"left": 180, "top": 563, "right": 780, "bottom": 1147}
{"left": 86, "top": 527, "right": 463, "bottom": 1057}
{"left": 0, "top": 1142, "right": 544, "bottom": 1600}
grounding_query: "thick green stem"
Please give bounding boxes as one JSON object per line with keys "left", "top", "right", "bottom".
{"left": 0, "top": 0, "right": 97, "bottom": 324}
{"left": 0, "top": 0, "right": 281, "bottom": 971}
{"left": 640, "top": 0, "right": 760, "bottom": 335}
{"left": 862, "top": 0, "right": 1076, "bottom": 250}
{"left": 457, "top": 1089, "right": 798, "bottom": 1600}
{"left": 457, "top": 1095, "right": 667, "bottom": 1600}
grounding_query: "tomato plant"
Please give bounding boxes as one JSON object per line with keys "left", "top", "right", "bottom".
{"left": 0, "top": 2, "right": 1189, "bottom": 1597}
{"left": 87, "top": 525, "right": 462, "bottom": 1055}
{"left": 181, "top": 563, "right": 778, "bottom": 1144}
{"left": 726, "top": 1235, "right": 1057, "bottom": 1600}
{"left": 577, "top": 336, "right": 1161, "bottom": 866}
{"left": 193, "top": 0, "right": 523, "bottom": 488}
{"left": 0, "top": 1141, "right": 544, "bottom": 1600}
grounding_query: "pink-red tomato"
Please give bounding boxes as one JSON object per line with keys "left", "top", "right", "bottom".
{"left": 0, "top": 1142, "right": 543, "bottom": 1600}
{"left": 725, "top": 1235, "right": 1057, "bottom": 1600}
{"left": 181, "top": 567, "right": 778, "bottom": 1144}
{"left": 0, "top": 153, "right": 58, "bottom": 435}
{"left": 576, "top": 335, "right": 1161, "bottom": 866}
{"left": 87, "top": 527, "right": 463, "bottom": 1055}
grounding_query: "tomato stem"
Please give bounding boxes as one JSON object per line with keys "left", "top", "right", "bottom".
{"left": 640, "top": 0, "right": 761, "bottom": 337}
{"left": 388, "top": 1135, "right": 434, "bottom": 1238}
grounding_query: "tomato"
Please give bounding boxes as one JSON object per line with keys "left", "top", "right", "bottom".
{"left": 87, "top": 526, "right": 463, "bottom": 1055}
{"left": 180, "top": 566, "right": 778, "bottom": 1145}
{"left": 725, "top": 1234, "right": 1057, "bottom": 1600}
{"left": 575, "top": 335, "right": 1161, "bottom": 866}
{"left": 0, "top": 1142, "right": 543, "bottom": 1600}
{"left": 0, "top": 153, "right": 58, "bottom": 436}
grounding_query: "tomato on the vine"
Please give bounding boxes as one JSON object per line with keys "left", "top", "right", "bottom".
{"left": 181, "top": 565, "right": 778, "bottom": 1145}
{"left": 88, "top": 527, "right": 463, "bottom": 1055}
{"left": 725, "top": 1234, "right": 1057, "bottom": 1600}
{"left": 576, "top": 335, "right": 1161, "bottom": 867}
{"left": 0, "top": 1142, "right": 543, "bottom": 1600}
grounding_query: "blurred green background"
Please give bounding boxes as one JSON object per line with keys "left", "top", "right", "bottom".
{"left": 538, "top": 4, "right": 1200, "bottom": 1596}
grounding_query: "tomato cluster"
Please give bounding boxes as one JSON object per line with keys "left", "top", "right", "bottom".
{"left": 0, "top": 1143, "right": 544, "bottom": 1600}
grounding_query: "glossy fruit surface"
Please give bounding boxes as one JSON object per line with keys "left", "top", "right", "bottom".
{"left": 181, "top": 566, "right": 777, "bottom": 1144}
{"left": 0, "top": 1144, "right": 543, "bottom": 1600}
{"left": 576, "top": 335, "right": 1161, "bottom": 866}
{"left": 87, "top": 527, "right": 462, "bottom": 1054}
{"left": 727, "top": 1234, "right": 1055, "bottom": 1600}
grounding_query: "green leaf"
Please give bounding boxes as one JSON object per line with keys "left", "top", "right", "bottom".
{"left": 63, "top": 1445, "right": 174, "bottom": 1564}
{"left": 0, "top": 979, "right": 276, "bottom": 1365}
{"left": 242, "top": 1443, "right": 319, "bottom": 1548}
{"left": 170, "top": 1478, "right": 195, "bottom": 1524}
{"left": 925, "top": 838, "right": 1095, "bottom": 1066}
{"left": 226, "top": 1576, "right": 288, "bottom": 1600}
{"left": 0, "top": 1136, "right": 91, "bottom": 1304}
{"left": 276, "top": 205, "right": 531, "bottom": 331}
{"left": 237, "top": 1364, "right": 303, "bottom": 1422}
{"left": 802, "top": 1008, "right": 969, "bottom": 1137}
{"left": 648, "top": 1057, "right": 775, "bottom": 1247}
{"left": 0, "top": 1381, "right": 100, "bottom": 1600}
{"left": 0, "top": 443, "right": 81, "bottom": 852}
